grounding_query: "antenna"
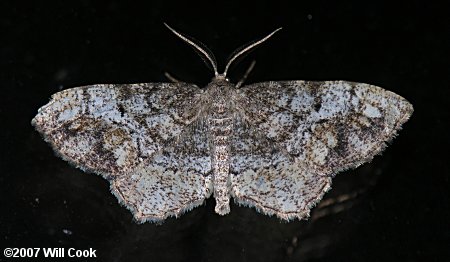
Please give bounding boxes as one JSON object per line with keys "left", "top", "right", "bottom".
{"left": 164, "top": 23, "right": 219, "bottom": 76}
{"left": 223, "top": 27, "right": 282, "bottom": 76}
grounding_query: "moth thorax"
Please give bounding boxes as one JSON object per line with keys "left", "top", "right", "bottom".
{"left": 204, "top": 81, "right": 232, "bottom": 118}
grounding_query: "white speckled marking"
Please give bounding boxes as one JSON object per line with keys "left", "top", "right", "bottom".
{"left": 363, "top": 104, "right": 382, "bottom": 118}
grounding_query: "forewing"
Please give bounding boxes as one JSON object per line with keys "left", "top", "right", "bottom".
{"left": 32, "top": 83, "right": 203, "bottom": 178}
{"left": 231, "top": 80, "right": 413, "bottom": 220}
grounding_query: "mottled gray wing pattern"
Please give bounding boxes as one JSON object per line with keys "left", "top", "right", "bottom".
{"left": 112, "top": 118, "right": 214, "bottom": 223}
{"left": 230, "top": 113, "right": 332, "bottom": 220}
{"left": 32, "top": 83, "right": 213, "bottom": 222}
{"left": 32, "top": 83, "right": 201, "bottom": 177}
{"left": 231, "top": 80, "right": 413, "bottom": 220}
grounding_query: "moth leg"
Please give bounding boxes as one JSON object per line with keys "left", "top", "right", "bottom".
{"left": 236, "top": 60, "right": 256, "bottom": 88}
{"left": 164, "top": 71, "right": 182, "bottom": 83}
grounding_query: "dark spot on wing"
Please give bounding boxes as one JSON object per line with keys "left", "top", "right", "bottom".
{"left": 316, "top": 119, "right": 327, "bottom": 124}
{"left": 118, "top": 103, "right": 125, "bottom": 117}
{"left": 333, "top": 124, "right": 350, "bottom": 158}
{"left": 314, "top": 101, "right": 322, "bottom": 112}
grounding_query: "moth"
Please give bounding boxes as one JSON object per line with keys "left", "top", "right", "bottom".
{"left": 32, "top": 24, "right": 413, "bottom": 223}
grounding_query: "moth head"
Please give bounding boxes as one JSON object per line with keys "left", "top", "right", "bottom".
{"left": 164, "top": 23, "right": 281, "bottom": 82}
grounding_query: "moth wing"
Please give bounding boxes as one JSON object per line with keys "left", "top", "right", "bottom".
{"left": 230, "top": 114, "right": 332, "bottom": 220}
{"left": 230, "top": 80, "right": 412, "bottom": 220}
{"left": 32, "top": 83, "right": 203, "bottom": 178}
{"left": 112, "top": 118, "right": 214, "bottom": 223}
{"left": 33, "top": 83, "right": 215, "bottom": 222}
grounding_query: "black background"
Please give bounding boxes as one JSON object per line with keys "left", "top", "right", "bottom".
{"left": 1, "top": 1, "right": 449, "bottom": 261}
